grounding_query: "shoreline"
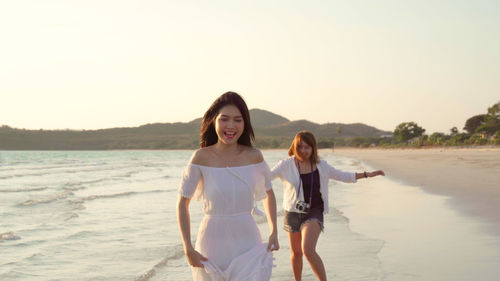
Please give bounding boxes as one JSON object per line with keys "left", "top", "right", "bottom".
{"left": 330, "top": 147, "right": 500, "bottom": 236}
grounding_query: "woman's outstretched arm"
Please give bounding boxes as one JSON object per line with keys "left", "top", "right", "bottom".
{"left": 355, "top": 170, "right": 385, "bottom": 179}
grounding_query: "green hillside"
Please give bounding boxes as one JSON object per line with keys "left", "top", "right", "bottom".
{"left": 0, "top": 109, "right": 390, "bottom": 150}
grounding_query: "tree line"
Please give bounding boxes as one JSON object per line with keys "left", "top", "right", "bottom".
{"left": 333, "top": 101, "right": 500, "bottom": 148}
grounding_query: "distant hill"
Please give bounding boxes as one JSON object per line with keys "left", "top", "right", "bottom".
{"left": 257, "top": 120, "right": 387, "bottom": 138}
{"left": 249, "top": 108, "right": 290, "bottom": 127}
{"left": 0, "top": 109, "right": 391, "bottom": 150}
{"left": 188, "top": 108, "right": 289, "bottom": 128}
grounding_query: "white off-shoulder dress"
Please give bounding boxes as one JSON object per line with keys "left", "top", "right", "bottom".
{"left": 179, "top": 161, "right": 274, "bottom": 281}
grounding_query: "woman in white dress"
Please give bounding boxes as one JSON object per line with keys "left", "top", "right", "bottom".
{"left": 177, "top": 92, "right": 280, "bottom": 281}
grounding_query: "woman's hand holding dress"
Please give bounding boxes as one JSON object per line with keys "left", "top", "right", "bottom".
{"left": 186, "top": 248, "right": 208, "bottom": 268}
{"left": 267, "top": 232, "right": 280, "bottom": 252}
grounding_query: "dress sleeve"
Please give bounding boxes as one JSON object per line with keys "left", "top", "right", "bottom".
{"left": 324, "top": 160, "right": 357, "bottom": 183}
{"left": 254, "top": 161, "right": 273, "bottom": 201}
{"left": 178, "top": 164, "right": 204, "bottom": 201}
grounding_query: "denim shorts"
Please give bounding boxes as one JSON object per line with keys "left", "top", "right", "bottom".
{"left": 283, "top": 208, "right": 324, "bottom": 233}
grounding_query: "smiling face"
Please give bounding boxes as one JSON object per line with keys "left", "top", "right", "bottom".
{"left": 295, "top": 138, "right": 313, "bottom": 161}
{"left": 215, "top": 105, "right": 244, "bottom": 145}
{"left": 288, "top": 131, "right": 319, "bottom": 163}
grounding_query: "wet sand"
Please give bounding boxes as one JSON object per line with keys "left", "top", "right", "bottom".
{"left": 332, "top": 147, "right": 500, "bottom": 235}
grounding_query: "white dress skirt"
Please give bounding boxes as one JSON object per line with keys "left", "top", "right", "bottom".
{"left": 179, "top": 161, "right": 274, "bottom": 281}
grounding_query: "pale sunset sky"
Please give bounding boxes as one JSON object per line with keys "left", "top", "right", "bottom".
{"left": 1, "top": 0, "right": 499, "bottom": 134}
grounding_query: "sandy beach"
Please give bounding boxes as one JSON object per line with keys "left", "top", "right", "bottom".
{"left": 332, "top": 147, "right": 500, "bottom": 235}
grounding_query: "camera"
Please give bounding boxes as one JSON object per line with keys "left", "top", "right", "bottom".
{"left": 295, "top": 201, "right": 310, "bottom": 213}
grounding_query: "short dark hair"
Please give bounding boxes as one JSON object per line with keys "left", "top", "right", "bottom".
{"left": 200, "top": 91, "right": 255, "bottom": 148}
{"left": 288, "top": 130, "right": 319, "bottom": 163}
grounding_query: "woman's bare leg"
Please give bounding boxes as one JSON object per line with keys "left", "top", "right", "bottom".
{"left": 301, "top": 220, "right": 327, "bottom": 281}
{"left": 288, "top": 231, "right": 303, "bottom": 281}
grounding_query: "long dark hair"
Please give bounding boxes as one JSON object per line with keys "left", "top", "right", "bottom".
{"left": 200, "top": 91, "right": 255, "bottom": 148}
{"left": 288, "top": 130, "right": 319, "bottom": 163}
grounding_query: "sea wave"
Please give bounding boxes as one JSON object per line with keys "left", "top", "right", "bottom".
{"left": 0, "top": 187, "right": 48, "bottom": 193}
{"left": 79, "top": 189, "right": 168, "bottom": 202}
{"left": 63, "top": 178, "right": 109, "bottom": 187}
{"left": 20, "top": 190, "right": 74, "bottom": 206}
{"left": 0, "top": 172, "right": 48, "bottom": 179}
{"left": 65, "top": 213, "right": 79, "bottom": 221}
{"left": 1, "top": 163, "right": 95, "bottom": 171}
{"left": 0, "top": 164, "right": 141, "bottom": 180}
{"left": 63, "top": 185, "right": 87, "bottom": 191}
{"left": 134, "top": 245, "right": 185, "bottom": 281}
{"left": 115, "top": 170, "right": 142, "bottom": 178}
{"left": 62, "top": 170, "right": 150, "bottom": 189}
{"left": 66, "top": 230, "right": 102, "bottom": 240}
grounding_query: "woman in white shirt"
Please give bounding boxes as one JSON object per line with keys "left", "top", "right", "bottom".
{"left": 271, "top": 131, "right": 384, "bottom": 281}
{"left": 177, "top": 92, "right": 279, "bottom": 281}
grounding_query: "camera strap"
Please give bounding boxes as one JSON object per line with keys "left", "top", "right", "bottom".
{"left": 296, "top": 159, "right": 314, "bottom": 206}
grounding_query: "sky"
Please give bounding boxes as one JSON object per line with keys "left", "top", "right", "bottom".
{"left": 1, "top": 0, "right": 499, "bottom": 134}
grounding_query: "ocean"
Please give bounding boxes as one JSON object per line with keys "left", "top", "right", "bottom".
{"left": 1, "top": 150, "right": 499, "bottom": 281}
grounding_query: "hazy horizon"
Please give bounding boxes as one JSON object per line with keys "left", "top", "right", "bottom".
{"left": 2, "top": 0, "right": 499, "bottom": 134}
